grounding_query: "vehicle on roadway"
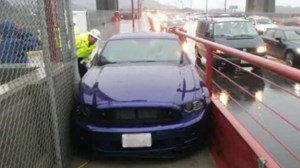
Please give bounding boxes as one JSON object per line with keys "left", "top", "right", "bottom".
{"left": 247, "top": 16, "right": 278, "bottom": 34}
{"left": 283, "top": 17, "right": 300, "bottom": 27}
{"left": 263, "top": 27, "right": 300, "bottom": 67}
{"left": 195, "top": 17, "right": 267, "bottom": 69}
{"left": 73, "top": 32, "right": 212, "bottom": 158}
{"left": 160, "top": 17, "right": 187, "bottom": 43}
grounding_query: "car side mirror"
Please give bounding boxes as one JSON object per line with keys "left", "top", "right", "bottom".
{"left": 205, "top": 32, "right": 212, "bottom": 38}
{"left": 275, "top": 37, "right": 282, "bottom": 42}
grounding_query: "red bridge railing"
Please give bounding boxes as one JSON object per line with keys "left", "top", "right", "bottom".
{"left": 171, "top": 28, "right": 300, "bottom": 168}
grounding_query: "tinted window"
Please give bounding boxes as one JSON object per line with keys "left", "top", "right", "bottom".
{"left": 284, "top": 30, "right": 300, "bottom": 40}
{"left": 214, "top": 21, "right": 258, "bottom": 37}
{"left": 274, "top": 30, "right": 285, "bottom": 39}
{"left": 200, "top": 22, "right": 208, "bottom": 36}
{"left": 97, "top": 39, "right": 182, "bottom": 65}
{"left": 264, "top": 29, "right": 275, "bottom": 37}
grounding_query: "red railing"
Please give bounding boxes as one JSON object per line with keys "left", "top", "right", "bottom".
{"left": 171, "top": 28, "right": 300, "bottom": 168}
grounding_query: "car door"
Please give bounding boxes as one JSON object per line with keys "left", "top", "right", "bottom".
{"left": 262, "top": 29, "right": 276, "bottom": 56}
{"left": 272, "top": 30, "right": 288, "bottom": 60}
{"left": 196, "top": 22, "right": 210, "bottom": 57}
{"left": 200, "top": 22, "right": 214, "bottom": 58}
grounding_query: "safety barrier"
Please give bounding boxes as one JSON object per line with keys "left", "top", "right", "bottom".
{"left": 0, "top": 0, "right": 77, "bottom": 167}
{"left": 171, "top": 28, "right": 300, "bottom": 167}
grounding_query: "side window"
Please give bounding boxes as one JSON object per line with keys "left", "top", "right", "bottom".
{"left": 208, "top": 23, "right": 213, "bottom": 35}
{"left": 196, "top": 22, "right": 201, "bottom": 37}
{"left": 274, "top": 30, "right": 285, "bottom": 39}
{"left": 264, "top": 29, "right": 275, "bottom": 37}
{"left": 200, "top": 22, "right": 207, "bottom": 37}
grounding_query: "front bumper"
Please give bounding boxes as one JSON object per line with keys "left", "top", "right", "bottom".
{"left": 213, "top": 52, "right": 266, "bottom": 67}
{"left": 73, "top": 108, "right": 211, "bottom": 158}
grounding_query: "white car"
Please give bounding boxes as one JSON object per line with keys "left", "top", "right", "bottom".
{"left": 248, "top": 16, "right": 278, "bottom": 34}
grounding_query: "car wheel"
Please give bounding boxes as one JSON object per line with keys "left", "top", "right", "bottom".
{"left": 285, "top": 52, "right": 295, "bottom": 67}
{"left": 196, "top": 57, "right": 202, "bottom": 67}
{"left": 195, "top": 46, "right": 201, "bottom": 58}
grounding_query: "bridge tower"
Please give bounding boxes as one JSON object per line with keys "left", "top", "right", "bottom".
{"left": 96, "top": 0, "right": 119, "bottom": 10}
{"left": 246, "top": 0, "right": 275, "bottom": 13}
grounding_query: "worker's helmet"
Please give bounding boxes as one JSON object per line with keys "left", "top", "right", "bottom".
{"left": 89, "top": 29, "right": 101, "bottom": 40}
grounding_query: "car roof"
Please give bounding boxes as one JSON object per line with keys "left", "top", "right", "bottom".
{"left": 248, "top": 16, "right": 269, "bottom": 19}
{"left": 267, "top": 27, "right": 300, "bottom": 31}
{"left": 109, "top": 32, "right": 178, "bottom": 40}
{"left": 200, "top": 17, "right": 248, "bottom": 23}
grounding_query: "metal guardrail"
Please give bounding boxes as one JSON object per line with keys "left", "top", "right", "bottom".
{"left": 172, "top": 28, "right": 300, "bottom": 167}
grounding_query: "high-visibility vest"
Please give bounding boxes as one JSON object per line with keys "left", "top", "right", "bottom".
{"left": 75, "top": 33, "right": 96, "bottom": 64}
{"left": 74, "top": 26, "right": 81, "bottom": 36}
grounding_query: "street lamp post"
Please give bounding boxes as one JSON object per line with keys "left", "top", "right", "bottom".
{"left": 131, "top": 0, "right": 135, "bottom": 32}
{"left": 224, "top": 0, "right": 227, "bottom": 13}
{"left": 206, "top": 0, "right": 208, "bottom": 14}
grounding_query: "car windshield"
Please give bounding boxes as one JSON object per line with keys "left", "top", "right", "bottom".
{"left": 285, "top": 30, "right": 300, "bottom": 40}
{"left": 214, "top": 21, "right": 258, "bottom": 37}
{"left": 256, "top": 18, "right": 272, "bottom": 24}
{"left": 97, "top": 38, "right": 182, "bottom": 65}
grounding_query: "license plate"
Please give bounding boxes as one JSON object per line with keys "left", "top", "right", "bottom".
{"left": 241, "top": 60, "right": 249, "bottom": 64}
{"left": 122, "top": 133, "right": 152, "bottom": 148}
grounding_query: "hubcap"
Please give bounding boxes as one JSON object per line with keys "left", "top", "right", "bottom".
{"left": 286, "top": 54, "right": 294, "bottom": 66}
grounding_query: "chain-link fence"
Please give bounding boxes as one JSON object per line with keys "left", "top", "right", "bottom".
{"left": 0, "top": 0, "right": 77, "bottom": 167}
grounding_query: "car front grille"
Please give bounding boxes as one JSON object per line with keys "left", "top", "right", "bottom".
{"left": 92, "top": 108, "right": 181, "bottom": 126}
{"left": 237, "top": 48, "right": 257, "bottom": 54}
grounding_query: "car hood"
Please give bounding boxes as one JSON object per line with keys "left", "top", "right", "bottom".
{"left": 79, "top": 63, "right": 203, "bottom": 107}
{"left": 214, "top": 36, "right": 264, "bottom": 49}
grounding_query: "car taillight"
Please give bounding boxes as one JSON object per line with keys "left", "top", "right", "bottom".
{"left": 296, "top": 21, "right": 300, "bottom": 27}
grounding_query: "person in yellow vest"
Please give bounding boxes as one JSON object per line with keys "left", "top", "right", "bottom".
{"left": 76, "top": 29, "right": 101, "bottom": 77}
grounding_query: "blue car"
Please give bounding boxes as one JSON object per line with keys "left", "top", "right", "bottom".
{"left": 73, "top": 32, "right": 211, "bottom": 158}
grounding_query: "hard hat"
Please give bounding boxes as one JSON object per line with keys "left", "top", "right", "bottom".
{"left": 89, "top": 29, "right": 101, "bottom": 40}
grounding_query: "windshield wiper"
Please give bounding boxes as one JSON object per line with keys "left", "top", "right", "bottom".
{"left": 228, "top": 34, "right": 255, "bottom": 39}
{"left": 124, "top": 60, "right": 158, "bottom": 63}
{"left": 98, "top": 61, "right": 117, "bottom": 65}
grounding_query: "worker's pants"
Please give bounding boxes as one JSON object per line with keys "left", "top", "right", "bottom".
{"left": 78, "top": 58, "right": 87, "bottom": 78}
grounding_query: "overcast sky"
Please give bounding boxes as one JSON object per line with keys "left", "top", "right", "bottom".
{"left": 160, "top": 0, "right": 300, "bottom": 11}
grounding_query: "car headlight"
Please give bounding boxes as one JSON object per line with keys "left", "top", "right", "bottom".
{"left": 296, "top": 48, "right": 300, "bottom": 54}
{"left": 183, "top": 100, "right": 204, "bottom": 113}
{"left": 77, "top": 105, "right": 93, "bottom": 119}
{"left": 214, "top": 49, "right": 224, "bottom": 54}
{"left": 257, "top": 46, "right": 267, "bottom": 53}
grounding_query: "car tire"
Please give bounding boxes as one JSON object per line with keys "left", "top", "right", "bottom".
{"left": 196, "top": 57, "right": 202, "bottom": 67}
{"left": 195, "top": 46, "right": 201, "bottom": 58}
{"left": 285, "top": 52, "right": 295, "bottom": 67}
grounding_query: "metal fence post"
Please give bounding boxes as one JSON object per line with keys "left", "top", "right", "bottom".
{"left": 206, "top": 46, "right": 213, "bottom": 96}
{"left": 131, "top": 0, "right": 135, "bottom": 32}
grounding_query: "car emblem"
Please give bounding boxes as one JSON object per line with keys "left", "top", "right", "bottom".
{"left": 243, "top": 48, "right": 247, "bottom": 52}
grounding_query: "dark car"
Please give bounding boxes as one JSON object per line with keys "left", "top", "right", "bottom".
{"left": 195, "top": 17, "right": 266, "bottom": 68}
{"left": 73, "top": 32, "right": 212, "bottom": 158}
{"left": 283, "top": 17, "right": 300, "bottom": 27}
{"left": 263, "top": 27, "right": 300, "bottom": 67}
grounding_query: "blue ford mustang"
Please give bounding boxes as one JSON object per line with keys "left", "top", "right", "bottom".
{"left": 73, "top": 32, "right": 211, "bottom": 157}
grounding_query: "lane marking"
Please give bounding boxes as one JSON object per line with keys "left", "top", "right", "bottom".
{"left": 77, "top": 161, "right": 89, "bottom": 168}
